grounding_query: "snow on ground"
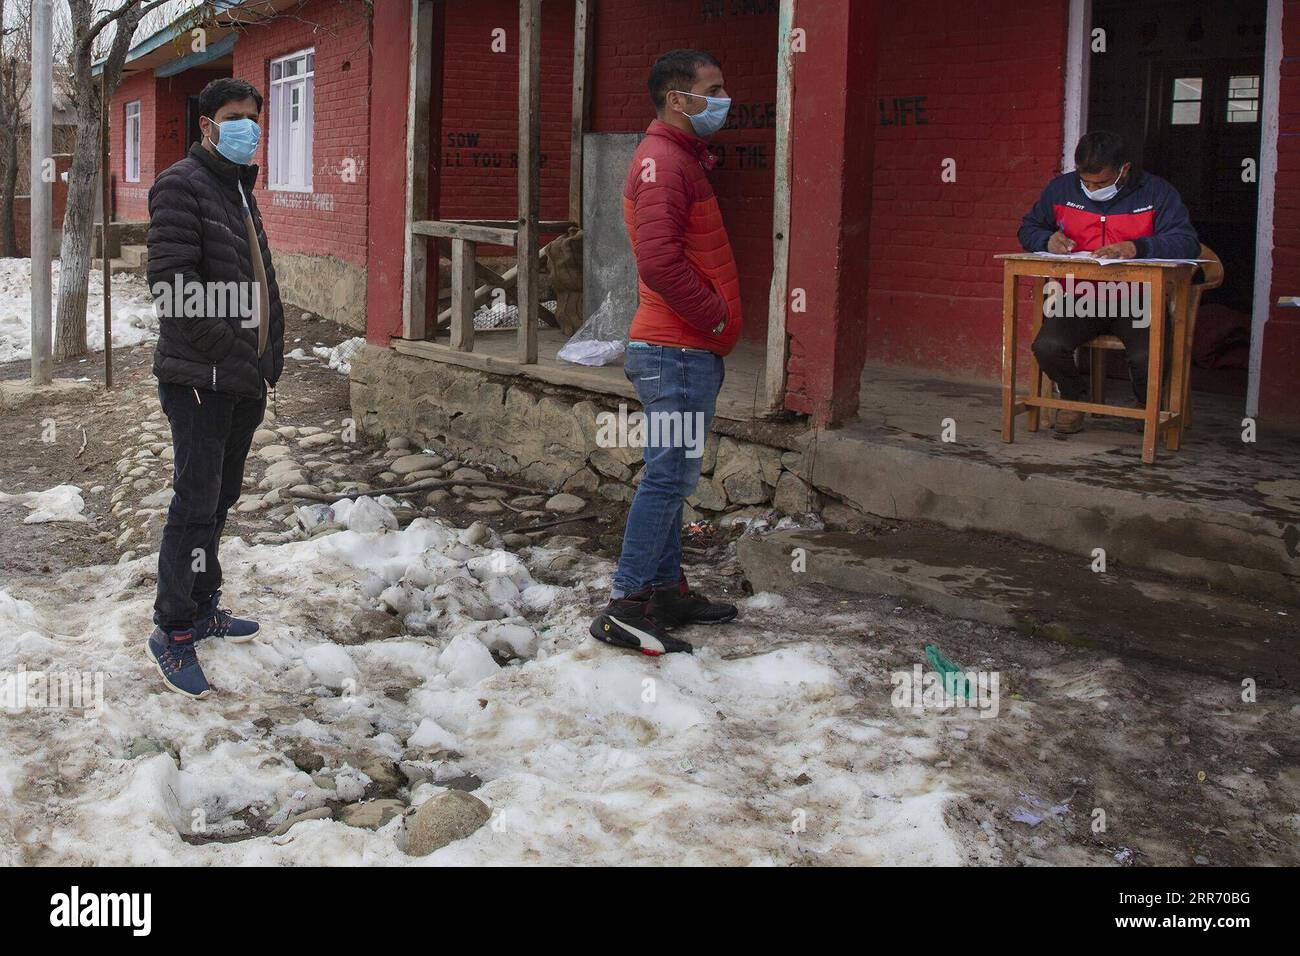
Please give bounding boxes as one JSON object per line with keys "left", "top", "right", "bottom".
{"left": 311, "top": 336, "right": 365, "bottom": 375}
{"left": 0, "top": 484, "right": 87, "bottom": 524}
{"left": 0, "top": 504, "right": 964, "bottom": 865}
{"left": 0, "top": 258, "right": 158, "bottom": 363}
{"left": 287, "top": 335, "right": 366, "bottom": 374}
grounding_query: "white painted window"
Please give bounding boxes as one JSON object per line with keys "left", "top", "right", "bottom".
{"left": 1170, "top": 77, "right": 1202, "bottom": 126}
{"left": 269, "top": 48, "right": 315, "bottom": 191}
{"left": 1227, "top": 74, "right": 1260, "bottom": 123}
{"left": 125, "top": 101, "right": 141, "bottom": 182}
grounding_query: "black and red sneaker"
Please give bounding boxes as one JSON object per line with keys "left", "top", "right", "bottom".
{"left": 590, "top": 589, "right": 693, "bottom": 656}
{"left": 649, "top": 574, "right": 738, "bottom": 627}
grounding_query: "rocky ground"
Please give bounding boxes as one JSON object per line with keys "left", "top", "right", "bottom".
{"left": 1, "top": 311, "right": 1297, "bottom": 866}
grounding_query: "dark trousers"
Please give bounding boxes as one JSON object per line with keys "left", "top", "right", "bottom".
{"left": 1031, "top": 312, "right": 1154, "bottom": 402}
{"left": 154, "top": 381, "right": 265, "bottom": 630}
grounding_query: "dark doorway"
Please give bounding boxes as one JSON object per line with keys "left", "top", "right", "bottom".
{"left": 185, "top": 96, "right": 203, "bottom": 151}
{"left": 1089, "top": 0, "right": 1267, "bottom": 397}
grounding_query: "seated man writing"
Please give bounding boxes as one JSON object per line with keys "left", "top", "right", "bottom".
{"left": 1017, "top": 130, "right": 1200, "bottom": 433}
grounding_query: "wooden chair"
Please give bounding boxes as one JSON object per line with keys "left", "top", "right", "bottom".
{"left": 1086, "top": 244, "right": 1224, "bottom": 429}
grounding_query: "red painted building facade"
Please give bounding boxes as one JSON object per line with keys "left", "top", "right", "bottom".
{"left": 109, "top": 68, "right": 222, "bottom": 222}
{"left": 114, "top": 0, "right": 1300, "bottom": 426}
{"left": 225, "top": 0, "right": 371, "bottom": 269}
{"left": 106, "top": 0, "right": 371, "bottom": 326}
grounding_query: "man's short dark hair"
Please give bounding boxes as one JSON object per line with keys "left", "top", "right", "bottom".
{"left": 647, "top": 49, "right": 721, "bottom": 110}
{"left": 197, "top": 77, "right": 263, "bottom": 118}
{"left": 1075, "top": 130, "right": 1128, "bottom": 173}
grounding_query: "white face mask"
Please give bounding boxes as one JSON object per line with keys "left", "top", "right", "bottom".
{"left": 1081, "top": 165, "right": 1128, "bottom": 202}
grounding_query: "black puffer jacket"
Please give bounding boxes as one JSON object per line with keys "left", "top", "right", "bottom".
{"left": 148, "top": 143, "right": 284, "bottom": 398}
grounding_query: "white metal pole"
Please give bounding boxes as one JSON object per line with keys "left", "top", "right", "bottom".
{"left": 1060, "top": 0, "right": 1092, "bottom": 172}
{"left": 29, "top": 0, "right": 53, "bottom": 386}
{"left": 1247, "top": 0, "right": 1283, "bottom": 420}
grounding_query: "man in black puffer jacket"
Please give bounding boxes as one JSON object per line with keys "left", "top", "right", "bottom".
{"left": 145, "top": 77, "right": 284, "bottom": 699}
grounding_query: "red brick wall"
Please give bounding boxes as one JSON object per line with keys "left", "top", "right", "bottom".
{"left": 434, "top": 0, "right": 777, "bottom": 341}
{"left": 437, "top": 0, "right": 575, "bottom": 227}
{"left": 11, "top": 155, "right": 70, "bottom": 256}
{"left": 108, "top": 69, "right": 216, "bottom": 221}
{"left": 864, "top": 0, "right": 1069, "bottom": 379}
{"left": 589, "top": 0, "right": 777, "bottom": 343}
{"left": 109, "top": 70, "right": 156, "bottom": 221}
{"left": 12, "top": 196, "right": 30, "bottom": 256}
{"left": 1260, "top": 0, "right": 1300, "bottom": 423}
{"left": 231, "top": 0, "right": 371, "bottom": 266}
{"left": 156, "top": 70, "right": 221, "bottom": 176}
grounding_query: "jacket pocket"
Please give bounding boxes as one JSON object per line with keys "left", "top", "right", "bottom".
{"left": 701, "top": 272, "right": 731, "bottom": 337}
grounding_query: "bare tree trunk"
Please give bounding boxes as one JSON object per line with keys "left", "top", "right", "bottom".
{"left": 1, "top": 124, "right": 18, "bottom": 256}
{"left": 0, "top": 0, "right": 28, "bottom": 257}
{"left": 53, "top": 106, "right": 100, "bottom": 358}
{"left": 54, "top": 0, "right": 143, "bottom": 359}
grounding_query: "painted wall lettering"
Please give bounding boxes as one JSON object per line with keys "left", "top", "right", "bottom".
{"left": 723, "top": 101, "right": 777, "bottom": 130}
{"left": 708, "top": 143, "right": 769, "bottom": 170}
{"left": 703, "top": 0, "right": 780, "bottom": 21}
{"left": 878, "top": 96, "right": 929, "bottom": 127}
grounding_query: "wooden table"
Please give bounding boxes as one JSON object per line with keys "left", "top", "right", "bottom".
{"left": 996, "top": 253, "right": 1199, "bottom": 464}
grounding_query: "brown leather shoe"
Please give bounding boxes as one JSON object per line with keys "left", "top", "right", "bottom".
{"left": 1053, "top": 409, "right": 1085, "bottom": 434}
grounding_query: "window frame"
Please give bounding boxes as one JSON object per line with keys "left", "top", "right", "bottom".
{"left": 1169, "top": 76, "right": 1203, "bottom": 127}
{"left": 268, "top": 47, "right": 316, "bottom": 193}
{"left": 124, "top": 100, "right": 141, "bottom": 183}
{"left": 1226, "top": 74, "right": 1260, "bottom": 124}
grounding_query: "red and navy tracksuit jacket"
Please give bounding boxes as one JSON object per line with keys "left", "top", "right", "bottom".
{"left": 1018, "top": 170, "right": 1200, "bottom": 259}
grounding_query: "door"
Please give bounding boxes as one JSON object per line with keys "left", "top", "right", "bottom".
{"left": 185, "top": 96, "right": 203, "bottom": 151}
{"left": 1145, "top": 57, "right": 1264, "bottom": 311}
{"left": 1088, "top": 0, "right": 1267, "bottom": 396}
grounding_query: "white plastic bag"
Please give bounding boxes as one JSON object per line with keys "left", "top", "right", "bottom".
{"left": 557, "top": 338, "right": 626, "bottom": 367}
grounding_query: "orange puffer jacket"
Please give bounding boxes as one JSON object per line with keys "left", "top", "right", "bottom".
{"left": 622, "top": 120, "right": 742, "bottom": 355}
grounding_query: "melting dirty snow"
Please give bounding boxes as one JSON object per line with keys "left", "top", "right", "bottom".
{"left": 0, "top": 509, "right": 964, "bottom": 865}
{"left": 0, "top": 258, "right": 158, "bottom": 363}
{"left": 0, "top": 484, "right": 87, "bottom": 524}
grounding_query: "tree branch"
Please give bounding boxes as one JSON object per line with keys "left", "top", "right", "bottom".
{"left": 79, "top": 0, "right": 174, "bottom": 56}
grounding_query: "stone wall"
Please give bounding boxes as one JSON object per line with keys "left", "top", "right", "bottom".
{"left": 275, "top": 252, "right": 367, "bottom": 332}
{"left": 349, "top": 344, "right": 833, "bottom": 526}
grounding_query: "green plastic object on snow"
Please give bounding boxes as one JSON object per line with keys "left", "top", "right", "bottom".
{"left": 925, "top": 644, "right": 972, "bottom": 701}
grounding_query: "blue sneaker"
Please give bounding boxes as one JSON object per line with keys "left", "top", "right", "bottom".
{"left": 146, "top": 627, "right": 211, "bottom": 699}
{"left": 193, "top": 591, "right": 260, "bottom": 643}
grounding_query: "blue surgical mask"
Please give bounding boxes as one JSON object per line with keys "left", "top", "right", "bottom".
{"left": 1081, "top": 165, "right": 1128, "bottom": 202}
{"left": 672, "top": 90, "right": 732, "bottom": 138}
{"left": 205, "top": 117, "right": 261, "bottom": 166}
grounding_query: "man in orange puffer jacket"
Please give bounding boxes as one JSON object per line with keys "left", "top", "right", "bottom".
{"left": 589, "top": 49, "right": 742, "bottom": 657}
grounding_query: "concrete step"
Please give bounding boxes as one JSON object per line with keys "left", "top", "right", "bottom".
{"left": 119, "top": 244, "right": 148, "bottom": 268}
{"left": 93, "top": 257, "right": 139, "bottom": 277}
{"left": 91, "top": 220, "right": 148, "bottom": 257}
{"left": 738, "top": 525, "right": 1300, "bottom": 687}
{"left": 113, "top": 220, "right": 149, "bottom": 246}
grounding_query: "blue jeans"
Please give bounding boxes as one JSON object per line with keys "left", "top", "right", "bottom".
{"left": 612, "top": 342, "right": 724, "bottom": 597}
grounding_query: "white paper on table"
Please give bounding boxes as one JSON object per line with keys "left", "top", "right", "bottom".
{"left": 1029, "top": 251, "right": 1208, "bottom": 267}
